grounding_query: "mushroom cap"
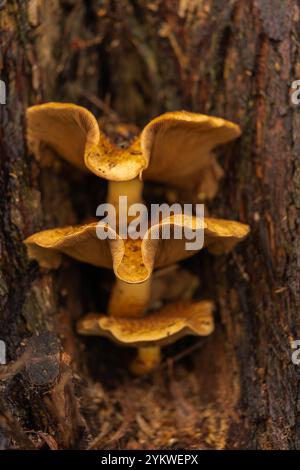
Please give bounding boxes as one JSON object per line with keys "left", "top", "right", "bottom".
{"left": 77, "top": 299, "right": 214, "bottom": 347}
{"left": 24, "top": 216, "right": 249, "bottom": 283}
{"left": 27, "top": 104, "right": 240, "bottom": 190}
{"left": 141, "top": 110, "right": 241, "bottom": 189}
{"left": 27, "top": 103, "right": 146, "bottom": 181}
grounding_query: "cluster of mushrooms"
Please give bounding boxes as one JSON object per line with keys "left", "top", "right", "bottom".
{"left": 24, "top": 103, "right": 249, "bottom": 374}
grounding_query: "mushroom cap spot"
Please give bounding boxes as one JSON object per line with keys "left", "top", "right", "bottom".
{"left": 85, "top": 137, "right": 146, "bottom": 181}
{"left": 24, "top": 217, "right": 249, "bottom": 282}
{"left": 77, "top": 299, "right": 214, "bottom": 346}
{"left": 141, "top": 110, "right": 241, "bottom": 189}
{"left": 27, "top": 102, "right": 146, "bottom": 181}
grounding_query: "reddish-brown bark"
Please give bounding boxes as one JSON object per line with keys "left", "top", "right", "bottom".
{"left": 0, "top": 0, "right": 300, "bottom": 449}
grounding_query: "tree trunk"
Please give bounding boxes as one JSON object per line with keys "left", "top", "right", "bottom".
{"left": 1, "top": 0, "right": 300, "bottom": 450}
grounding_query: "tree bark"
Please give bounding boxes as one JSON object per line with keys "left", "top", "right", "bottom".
{"left": 1, "top": 0, "right": 300, "bottom": 450}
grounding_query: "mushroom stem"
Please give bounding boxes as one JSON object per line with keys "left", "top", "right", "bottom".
{"left": 107, "top": 178, "right": 143, "bottom": 221}
{"left": 106, "top": 177, "right": 159, "bottom": 373}
{"left": 108, "top": 278, "right": 151, "bottom": 318}
{"left": 107, "top": 176, "right": 149, "bottom": 319}
{"left": 129, "top": 346, "right": 161, "bottom": 376}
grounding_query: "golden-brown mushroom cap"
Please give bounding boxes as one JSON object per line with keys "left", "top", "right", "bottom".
{"left": 27, "top": 103, "right": 146, "bottom": 181}
{"left": 24, "top": 216, "right": 249, "bottom": 283}
{"left": 27, "top": 104, "right": 240, "bottom": 192}
{"left": 141, "top": 111, "right": 241, "bottom": 190}
{"left": 77, "top": 300, "right": 214, "bottom": 347}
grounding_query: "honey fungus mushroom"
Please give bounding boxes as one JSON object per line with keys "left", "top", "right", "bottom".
{"left": 25, "top": 102, "right": 247, "bottom": 373}
{"left": 24, "top": 215, "right": 249, "bottom": 373}
{"left": 27, "top": 103, "right": 241, "bottom": 202}
{"left": 77, "top": 300, "right": 214, "bottom": 375}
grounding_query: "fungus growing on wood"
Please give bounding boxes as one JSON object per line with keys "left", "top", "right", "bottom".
{"left": 24, "top": 217, "right": 249, "bottom": 281}
{"left": 77, "top": 300, "right": 214, "bottom": 375}
{"left": 25, "top": 102, "right": 248, "bottom": 374}
{"left": 24, "top": 215, "right": 249, "bottom": 372}
{"left": 27, "top": 103, "right": 241, "bottom": 201}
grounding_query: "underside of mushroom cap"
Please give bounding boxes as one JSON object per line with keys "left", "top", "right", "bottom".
{"left": 27, "top": 104, "right": 240, "bottom": 193}
{"left": 24, "top": 216, "right": 249, "bottom": 283}
{"left": 77, "top": 299, "right": 214, "bottom": 347}
{"left": 141, "top": 110, "right": 241, "bottom": 192}
{"left": 27, "top": 102, "right": 146, "bottom": 181}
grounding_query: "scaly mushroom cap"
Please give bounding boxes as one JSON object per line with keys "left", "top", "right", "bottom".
{"left": 24, "top": 216, "right": 249, "bottom": 283}
{"left": 77, "top": 300, "right": 214, "bottom": 347}
{"left": 27, "top": 104, "right": 240, "bottom": 193}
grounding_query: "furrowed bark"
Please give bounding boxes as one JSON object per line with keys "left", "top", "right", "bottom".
{"left": 1, "top": 0, "right": 299, "bottom": 449}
